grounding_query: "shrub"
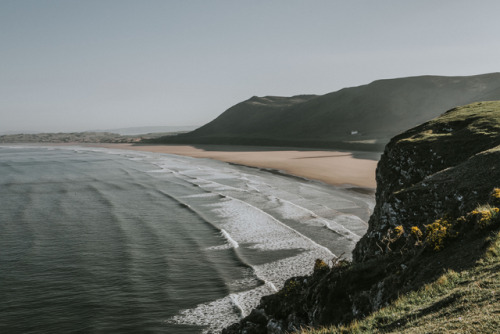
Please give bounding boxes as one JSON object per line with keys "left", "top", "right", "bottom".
{"left": 280, "top": 278, "right": 301, "bottom": 297}
{"left": 491, "top": 187, "right": 500, "bottom": 200}
{"left": 394, "top": 225, "right": 404, "bottom": 237}
{"left": 411, "top": 226, "right": 423, "bottom": 239}
{"left": 425, "top": 218, "right": 455, "bottom": 251}
{"left": 470, "top": 205, "right": 500, "bottom": 229}
{"left": 314, "top": 259, "right": 329, "bottom": 272}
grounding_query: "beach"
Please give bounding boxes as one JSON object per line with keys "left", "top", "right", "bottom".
{"left": 92, "top": 144, "right": 379, "bottom": 189}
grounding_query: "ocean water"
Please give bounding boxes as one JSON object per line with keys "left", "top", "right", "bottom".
{"left": 0, "top": 145, "right": 374, "bottom": 333}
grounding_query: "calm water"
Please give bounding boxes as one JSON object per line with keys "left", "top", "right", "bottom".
{"left": 0, "top": 146, "right": 374, "bottom": 333}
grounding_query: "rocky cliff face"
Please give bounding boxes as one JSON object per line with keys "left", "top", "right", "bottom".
{"left": 353, "top": 101, "right": 500, "bottom": 262}
{"left": 222, "top": 101, "right": 500, "bottom": 334}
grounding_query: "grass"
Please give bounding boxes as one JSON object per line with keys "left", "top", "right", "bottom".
{"left": 300, "top": 231, "right": 500, "bottom": 334}
{"left": 400, "top": 101, "right": 500, "bottom": 144}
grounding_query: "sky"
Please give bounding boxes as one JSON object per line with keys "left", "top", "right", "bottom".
{"left": 2, "top": 0, "right": 500, "bottom": 133}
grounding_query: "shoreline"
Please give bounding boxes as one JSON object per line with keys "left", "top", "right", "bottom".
{"left": 85, "top": 143, "right": 380, "bottom": 189}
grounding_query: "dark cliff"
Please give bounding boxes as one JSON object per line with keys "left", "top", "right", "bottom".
{"left": 354, "top": 101, "right": 500, "bottom": 261}
{"left": 222, "top": 101, "right": 500, "bottom": 333}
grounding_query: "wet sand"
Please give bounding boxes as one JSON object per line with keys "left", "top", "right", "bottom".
{"left": 91, "top": 143, "right": 379, "bottom": 188}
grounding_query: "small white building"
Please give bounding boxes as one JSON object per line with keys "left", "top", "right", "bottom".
{"left": 351, "top": 130, "right": 359, "bottom": 135}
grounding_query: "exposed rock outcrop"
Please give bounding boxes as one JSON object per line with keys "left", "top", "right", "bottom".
{"left": 222, "top": 101, "right": 500, "bottom": 334}
{"left": 354, "top": 101, "right": 500, "bottom": 261}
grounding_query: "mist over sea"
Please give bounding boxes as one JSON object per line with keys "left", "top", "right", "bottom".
{"left": 0, "top": 146, "right": 374, "bottom": 333}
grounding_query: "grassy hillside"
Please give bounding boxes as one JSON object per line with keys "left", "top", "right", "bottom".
{"left": 153, "top": 73, "right": 500, "bottom": 151}
{"left": 302, "top": 230, "right": 500, "bottom": 333}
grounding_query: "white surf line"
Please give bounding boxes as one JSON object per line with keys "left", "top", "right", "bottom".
{"left": 179, "top": 171, "right": 363, "bottom": 240}
{"left": 221, "top": 229, "right": 240, "bottom": 249}
{"left": 275, "top": 197, "right": 363, "bottom": 239}
{"left": 229, "top": 294, "right": 245, "bottom": 316}
{"left": 173, "top": 170, "right": 362, "bottom": 247}
{"left": 152, "top": 161, "right": 367, "bottom": 243}
{"left": 155, "top": 184, "right": 277, "bottom": 297}
{"left": 175, "top": 170, "right": 246, "bottom": 192}
{"left": 217, "top": 192, "right": 336, "bottom": 259}
{"left": 166, "top": 171, "right": 335, "bottom": 285}
{"left": 265, "top": 280, "right": 278, "bottom": 292}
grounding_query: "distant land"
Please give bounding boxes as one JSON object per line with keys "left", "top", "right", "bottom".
{"left": 151, "top": 73, "right": 500, "bottom": 151}
{"left": 0, "top": 127, "right": 194, "bottom": 144}
{"left": 91, "top": 125, "right": 198, "bottom": 136}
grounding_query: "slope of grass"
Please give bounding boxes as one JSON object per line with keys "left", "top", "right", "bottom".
{"left": 301, "top": 231, "right": 500, "bottom": 334}
{"left": 400, "top": 101, "right": 500, "bottom": 143}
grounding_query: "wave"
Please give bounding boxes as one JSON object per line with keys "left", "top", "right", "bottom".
{"left": 221, "top": 229, "right": 239, "bottom": 249}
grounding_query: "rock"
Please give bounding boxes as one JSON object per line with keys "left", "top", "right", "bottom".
{"left": 354, "top": 101, "right": 500, "bottom": 261}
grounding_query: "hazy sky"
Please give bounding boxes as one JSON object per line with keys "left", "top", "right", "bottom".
{"left": 2, "top": 0, "right": 500, "bottom": 133}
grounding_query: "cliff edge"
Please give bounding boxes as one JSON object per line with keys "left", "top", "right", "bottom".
{"left": 223, "top": 101, "right": 500, "bottom": 333}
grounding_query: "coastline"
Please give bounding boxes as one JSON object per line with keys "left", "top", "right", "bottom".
{"left": 1, "top": 143, "right": 376, "bottom": 333}
{"left": 86, "top": 143, "right": 379, "bottom": 189}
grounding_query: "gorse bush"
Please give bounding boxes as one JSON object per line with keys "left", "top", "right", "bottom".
{"left": 410, "top": 226, "right": 422, "bottom": 239}
{"left": 394, "top": 225, "right": 404, "bottom": 237}
{"left": 469, "top": 205, "right": 499, "bottom": 229}
{"left": 314, "top": 259, "right": 329, "bottom": 272}
{"left": 418, "top": 189, "right": 500, "bottom": 252}
{"left": 424, "top": 204, "right": 500, "bottom": 252}
{"left": 425, "top": 218, "right": 455, "bottom": 251}
{"left": 491, "top": 187, "right": 500, "bottom": 200}
{"left": 379, "top": 196, "right": 500, "bottom": 255}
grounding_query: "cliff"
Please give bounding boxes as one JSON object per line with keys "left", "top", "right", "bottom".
{"left": 152, "top": 73, "right": 500, "bottom": 151}
{"left": 354, "top": 101, "right": 500, "bottom": 261}
{"left": 222, "top": 101, "right": 500, "bottom": 333}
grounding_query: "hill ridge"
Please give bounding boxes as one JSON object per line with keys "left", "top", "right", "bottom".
{"left": 151, "top": 73, "right": 500, "bottom": 151}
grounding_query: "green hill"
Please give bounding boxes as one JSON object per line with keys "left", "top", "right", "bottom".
{"left": 152, "top": 73, "right": 500, "bottom": 151}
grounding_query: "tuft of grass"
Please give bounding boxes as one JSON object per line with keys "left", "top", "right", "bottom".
{"left": 483, "top": 232, "right": 500, "bottom": 263}
{"left": 300, "top": 231, "right": 500, "bottom": 334}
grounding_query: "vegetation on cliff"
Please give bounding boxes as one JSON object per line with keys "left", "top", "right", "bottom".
{"left": 303, "top": 231, "right": 500, "bottom": 333}
{"left": 223, "top": 101, "right": 500, "bottom": 333}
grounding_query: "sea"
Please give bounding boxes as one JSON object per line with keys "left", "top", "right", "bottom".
{"left": 0, "top": 145, "right": 375, "bottom": 333}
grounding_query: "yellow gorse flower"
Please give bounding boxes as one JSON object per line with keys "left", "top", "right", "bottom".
{"left": 411, "top": 226, "right": 423, "bottom": 239}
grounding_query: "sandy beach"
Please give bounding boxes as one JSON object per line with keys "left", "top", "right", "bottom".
{"left": 92, "top": 143, "right": 379, "bottom": 189}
